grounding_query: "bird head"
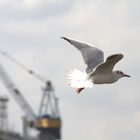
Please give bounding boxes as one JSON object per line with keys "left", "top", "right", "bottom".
{"left": 115, "top": 70, "right": 131, "bottom": 80}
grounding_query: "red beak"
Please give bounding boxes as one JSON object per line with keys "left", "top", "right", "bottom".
{"left": 123, "top": 74, "right": 131, "bottom": 77}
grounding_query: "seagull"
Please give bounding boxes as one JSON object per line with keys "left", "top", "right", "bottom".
{"left": 61, "top": 37, "right": 130, "bottom": 94}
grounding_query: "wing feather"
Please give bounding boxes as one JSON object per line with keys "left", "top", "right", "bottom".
{"left": 93, "top": 54, "right": 124, "bottom": 75}
{"left": 61, "top": 37, "right": 104, "bottom": 73}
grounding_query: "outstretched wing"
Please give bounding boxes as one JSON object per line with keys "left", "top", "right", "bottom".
{"left": 93, "top": 54, "right": 124, "bottom": 75}
{"left": 61, "top": 37, "right": 104, "bottom": 73}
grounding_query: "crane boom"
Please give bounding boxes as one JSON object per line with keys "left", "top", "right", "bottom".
{"left": 0, "top": 49, "right": 47, "bottom": 83}
{"left": 0, "top": 63, "right": 36, "bottom": 121}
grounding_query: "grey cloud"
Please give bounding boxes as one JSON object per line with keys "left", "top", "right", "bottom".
{"left": 0, "top": 0, "right": 76, "bottom": 22}
{"left": 0, "top": 0, "right": 140, "bottom": 140}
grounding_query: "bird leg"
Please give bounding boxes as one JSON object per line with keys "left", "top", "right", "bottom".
{"left": 76, "top": 87, "right": 85, "bottom": 94}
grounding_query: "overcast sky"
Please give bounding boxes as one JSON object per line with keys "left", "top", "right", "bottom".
{"left": 0, "top": 0, "right": 140, "bottom": 140}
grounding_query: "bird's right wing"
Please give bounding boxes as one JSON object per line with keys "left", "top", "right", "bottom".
{"left": 61, "top": 37, "right": 104, "bottom": 73}
{"left": 93, "top": 54, "right": 124, "bottom": 75}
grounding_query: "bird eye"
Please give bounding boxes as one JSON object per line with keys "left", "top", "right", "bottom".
{"left": 117, "top": 71, "right": 123, "bottom": 74}
{"left": 117, "top": 71, "right": 120, "bottom": 74}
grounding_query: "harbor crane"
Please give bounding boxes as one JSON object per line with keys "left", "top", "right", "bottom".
{"left": 0, "top": 50, "right": 61, "bottom": 140}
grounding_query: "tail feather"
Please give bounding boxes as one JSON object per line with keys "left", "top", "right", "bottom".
{"left": 67, "top": 69, "right": 93, "bottom": 88}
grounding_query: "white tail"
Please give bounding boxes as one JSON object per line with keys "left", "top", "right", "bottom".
{"left": 67, "top": 69, "right": 93, "bottom": 88}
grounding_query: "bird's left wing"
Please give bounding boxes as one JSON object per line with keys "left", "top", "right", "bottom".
{"left": 93, "top": 54, "right": 124, "bottom": 75}
{"left": 61, "top": 37, "right": 104, "bottom": 73}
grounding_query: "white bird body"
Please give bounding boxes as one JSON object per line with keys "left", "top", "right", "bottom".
{"left": 91, "top": 73, "right": 115, "bottom": 84}
{"left": 62, "top": 37, "right": 130, "bottom": 93}
{"left": 90, "top": 71, "right": 123, "bottom": 84}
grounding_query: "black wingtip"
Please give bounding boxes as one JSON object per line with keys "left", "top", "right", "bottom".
{"left": 61, "top": 37, "right": 71, "bottom": 43}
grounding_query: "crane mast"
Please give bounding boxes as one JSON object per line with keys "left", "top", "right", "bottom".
{"left": 0, "top": 63, "right": 36, "bottom": 122}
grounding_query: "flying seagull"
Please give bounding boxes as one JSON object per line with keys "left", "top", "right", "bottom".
{"left": 61, "top": 37, "right": 130, "bottom": 94}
